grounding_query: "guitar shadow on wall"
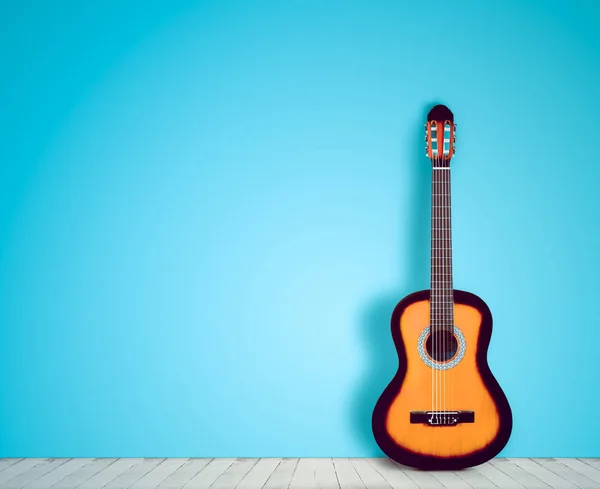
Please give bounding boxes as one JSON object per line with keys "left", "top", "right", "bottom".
{"left": 351, "top": 102, "right": 441, "bottom": 456}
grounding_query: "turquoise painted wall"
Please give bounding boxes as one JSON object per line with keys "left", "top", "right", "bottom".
{"left": 1, "top": 0, "right": 599, "bottom": 457}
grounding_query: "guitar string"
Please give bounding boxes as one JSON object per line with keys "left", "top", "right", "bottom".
{"left": 442, "top": 124, "right": 446, "bottom": 422}
{"left": 445, "top": 123, "right": 451, "bottom": 423}
{"left": 433, "top": 122, "right": 452, "bottom": 422}
{"left": 444, "top": 127, "right": 452, "bottom": 422}
{"left": 442, "top": 122, "right": 452, "bottom": 422}
{"left": 441, "top": 132, "right": 445, "bottom": 423}
{"left": 435, "top": 131, "right": 440, "bottom": 420}
{"left": 448, "top": 130, "right": 460, "bottom": 420}
{"left": 431, "top": 124, "right": 435, "bottom": 420}
{"left": 438, "top": 134, "right": 442, "bottom": 421}
{"left": 436, "top": 126, "right": 441, "bottom": 421}
{"left": 430, "top": 122, "right": 434, "bottom": 419}
{"left": 448, "top": 129, "right": 453, "bottom": 423}
{"left": 442, "top": 126, "right": 447, "bottom": 423}
{"left": 433, "top": 123, "right": 437, "bottom": 420}
{"left": 447, "top": 128, "right": 452, "bottom": 423}
{"left": 436, "top": 143, "right": 440, "bottom": 420}
{"left": 436, "top": 141, "right": 440, "bottom": 421}
{"left": 431, "top": 122, "right": 440, "bottom": 422}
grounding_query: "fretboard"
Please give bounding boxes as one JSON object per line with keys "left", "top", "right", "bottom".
{"left": 430, "top": 167, "right": 454, "bottom": 332}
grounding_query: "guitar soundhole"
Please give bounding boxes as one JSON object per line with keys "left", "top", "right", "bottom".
{"left": 425, "top": 331, "right": 459, "bottom": 362}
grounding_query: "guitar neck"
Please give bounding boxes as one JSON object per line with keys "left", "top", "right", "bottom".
{"left": 430, "top": 166, "right": 454, "bottom": 329}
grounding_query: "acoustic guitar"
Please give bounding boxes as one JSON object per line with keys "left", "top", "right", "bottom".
{"left": 371, "top": 104, "right": 512, "bottom": 470}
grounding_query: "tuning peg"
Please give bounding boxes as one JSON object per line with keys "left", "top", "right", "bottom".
{"left": 452, "top": 147, "right": 456, "bottom": 155}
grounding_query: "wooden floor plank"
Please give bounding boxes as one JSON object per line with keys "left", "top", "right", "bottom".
{"left": 235, "top": 458, "right": 281, "bottom": 489}
{"left": 208, "top": 459, "right": 257, "bottom": 489}
{"left": 0, "top": 459, "right": 68, "bottom": 489}
{"left": 155, "top": 459, "right": 212, "bottom": 489}
{"left": 453, "top": 466, "right": 498, "bottom": 489}
{"left": 474, "top": 461, "right": 526, "bottom": 489}
{"left": 313, "top": 458, "right": 340, "bottom": 489}
{"left": 366, "top": 458, "right": 419, "bottom": 489}
{"left": 51, "top": 459, "right": 115, "bottom": 489}
{"left": 332, "top": 459, "right": 365, "bottom": 489}
{"left": 581, "top": 460, "right": 600, "bottom": 471}
{"left": 509, "top": 458, "right": 579, "bottom": 489}
{"left": 554, "top": 460, "right": 600, "bottom": 485}
{"left": 399, "top": 464, "right": 446, "bottom": 489}
{"left": 287, "top": 458, "right": 340, "bottom": 489}
{"left": 0, "top": 461, "right": 23, "bottom": 475}
{"left": 262, "top": 458, "right": 298, "bottom": 489}
{"left": 77, "top": 459, "right": 141, "bottom": 489}
{"left": 430, "top": 470, "right": 472, "bottom": 489}
{"left": 535, "top": 459, "right": 600, "bottom": 489}
{"left": 23, "top": 458, "right": 91, "bottom": 489}
{"left": 350, "top": 459, "right": 391, "bottom": 489}
{"left": 102, "top": 459, "right": 164, "bottom": 489}
{"left": 129, "top": 459, "right": 188, "bottom": 489}
{"left": 184, "top": 458, "right": 235, "bottom": 489}
{"left": 490, "top": 459, "right": 550, "bottom": 489}
{"left": 0, "top": 460, "right": 46, "bottom": 486}
{"left": 289, "top": 458, "right": 319, "bottom": 489}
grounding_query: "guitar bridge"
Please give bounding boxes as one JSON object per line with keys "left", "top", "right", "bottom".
{"left": 410, "top": 410, "right": 475, "bottom": 426}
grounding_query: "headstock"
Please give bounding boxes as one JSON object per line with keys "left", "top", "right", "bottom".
{"left": 425, "top": 104, "right": 456, "bottom": 167}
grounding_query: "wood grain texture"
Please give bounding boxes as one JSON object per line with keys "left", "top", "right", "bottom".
{"left": 208, "top": 459, "right": 257, "bottom": 489}
{"left": 183, "top": 458, "right": 235, "bottom": 489}
{"left": 509, "top": 458, "right": 577, "bottom": 489}
{"left": 0, "top": 460, "right": 46, "bottom": 486}
{"left": 490, "top": 459, "right": 549, "bottom": 489}
{"left": 350, "top": 458, "right": 390, "bottom": 489}
{"left": 155, "top": 459, "right": 212, "bottom": 489}
{"left": 0, "top": 459, "right": 598, "bottom": 488}
{"left": 0, "top": 461, "right": 22, "bottom": 475}
{"left": 77, "top": 458, "right": 140, "bottom": 489}
{"left": 289, "top": 458, "right": 321, "bottom": 489}
{"left": 454, "top": 467, "right": 498, "bottom": 489}
{"left": 130, "top": 459, "right": 188, "bottom": 489}
{"left": 102, "top": 459, "right": 163, "bottom": 489}
{"left": 53, "top": 459, "right": 115, "bottom": 489}
{"left": 367, "top": 458, "right": 419, "bottom": 489}
{"left": 332, "top": 458, "right": 364, "bottom": 489}
{"left": 235, "top": 458, "right": 280, "bottom": 489}
{"left": 262, "top": 458, "right": 298, "bottom": 489}
{"left": 555, "top": 459, "right": 600, "bottom": 485}
{"left": 474, "top": 461, "right": 527, "bottom": 489}
{"left": 429, "top": 469, "right": 472, "bottom": 489}
{"left": 536, "top": 459, "right": 599, "bottom": 489}
{"left": 22, "top": 458, "right": 91, "bottom": 489}
{"left": 0, "top": 459, "right": 68, "bottom": 489}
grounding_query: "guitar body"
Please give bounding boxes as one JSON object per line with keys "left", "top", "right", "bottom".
{"left": 372, "top": 289, "right": 512, "bottom": 469}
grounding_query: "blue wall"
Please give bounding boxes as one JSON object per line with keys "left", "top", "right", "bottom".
{"left": 1, "top": 0, "right": 599, "bottom": 457}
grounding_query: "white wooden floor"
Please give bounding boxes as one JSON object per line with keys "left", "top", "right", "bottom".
{"left": 1, "top": 458, "right": 600, "bottom": 489}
